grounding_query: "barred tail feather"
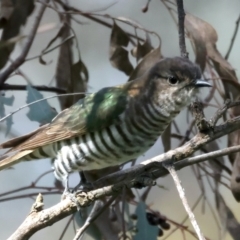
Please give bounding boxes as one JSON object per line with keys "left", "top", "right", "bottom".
{"left": 0, "top": 150, "right": 34, "bottom": 170}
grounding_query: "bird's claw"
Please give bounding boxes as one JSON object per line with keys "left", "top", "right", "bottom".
{"left": 62, "top": 190, "right": 82, "bottom": 211}
{"left": 73, "top": 181, "right": 93, "bottom": 193}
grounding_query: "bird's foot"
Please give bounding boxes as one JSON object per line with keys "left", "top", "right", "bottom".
{"left": 62, "top": 189, "right": 82, "bottom": 211}
{"left": 73, "top": 181, "right": 93, "bottom": 193}
{"left": 61, "top": 177, "right": 83, "bottom": 210}
{"left": 74, "top": 171, "right": 94, "bottom": 192}
{"left": 132, "top": 174, "right": 156, "bottom": 189}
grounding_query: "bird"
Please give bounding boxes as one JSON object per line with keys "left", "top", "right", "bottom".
{"left": 0, "top": 57, "right": 211, "bottom": 193}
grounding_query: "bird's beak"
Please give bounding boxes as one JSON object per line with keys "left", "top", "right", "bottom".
{"left": 194, "top": 79, "right": 212, "bottom": 88}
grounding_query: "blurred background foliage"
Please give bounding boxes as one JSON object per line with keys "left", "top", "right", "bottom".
{"left": 0, "top": 0, "right": 240, "bottom": 239}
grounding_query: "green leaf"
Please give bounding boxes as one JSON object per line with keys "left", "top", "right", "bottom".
{"left": 26, "top": 85, "right": 57, "bottom": 124}
{"left": 134, "top": 202, "right": 159, "bottom": 240}
{"left": 0, "top": 94, "right": 14, "bottom": 136}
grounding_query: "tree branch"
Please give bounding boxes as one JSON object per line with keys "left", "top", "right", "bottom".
{"left": 0, "top": 0, "right": 50, "bottom": 85}
{"left": 95, "top": 115, "right": 240, "bottom": 187}
{"left": 7, "top": 113, "right": 240, "bottom": 239}
{"left": 55, "top": 0, "right": 146, "bottom": 43}
{"left": 176, "top": 0, "right": 188, "bottom": 58}
{"left": 6, "top": 178, "right": 154, "bottom": 240}
{"left": 163, "top": 163, "right": 205, "bottom": 240}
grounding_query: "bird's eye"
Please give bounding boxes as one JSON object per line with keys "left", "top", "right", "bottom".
{"left": 168, "top": 76, "right": 179, "bottom": 85}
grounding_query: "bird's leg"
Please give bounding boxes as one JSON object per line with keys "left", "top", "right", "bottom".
{"left": 73, "top": 171, "right": 93, "bottom": 193}
{"left": 61, "top": 176, "right": 82, "bottom": 210}
{"left": 63, "top": 176, "right": 70, "bottom": 194}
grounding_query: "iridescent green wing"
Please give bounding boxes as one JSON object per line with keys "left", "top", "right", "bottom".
{"left": 11, "top": 86, "right": 129, "bottom": 151}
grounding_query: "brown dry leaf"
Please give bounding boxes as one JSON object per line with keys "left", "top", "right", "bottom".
{"left": 216, "top": 192, "right": 240, "bottom": 239}
{"left": 161, "top": 124, "right": 171, "bottom": 153}
{"left": 185, "top": 14, "right": 208, "bottom": 71}
{"left": 55, "top": 16, "right": 88, "bottom": 109}
{"left": 0, "top": 0, "right": 35, "bottom": 69}
{"left": 185, "top": 13, "right": 238, "bottom": 93}
{"left": 0, "top": 0, "right": 14, "bottom": 27}
{"left": 128, "top": 46, "right": 162, "bottom": 81}
{"left": 231, "top": 156, "right": 240, "bottom": 202}
{"left": 185, "top": 13, "right": 234, "bottom": 72}
{"left": 185, "top": 13, "right": 240, "bottom": 202}
{"left": 109, "top": 22, "right": 133, "bottom": 75}
{"left": 55, "top": 18, "right": 73, "bottom": 109}
{"left": 39, "top": 24, "right": 66, "bottom": 65}
{"left": 131, "top": 33, "right": 153, "bottom": 62}
{"left": 69, "top": 59, "right": 88, "bottom": 105}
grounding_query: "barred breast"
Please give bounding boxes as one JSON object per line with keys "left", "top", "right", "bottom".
{"left": 25, "top": 98, "right": 181, "bottom": 181}
{"left": 52, "top": 100, "right": 179, "bottom": 180}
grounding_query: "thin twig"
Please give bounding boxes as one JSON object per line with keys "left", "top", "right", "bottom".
{"left": 59, "top": 215, "right": 74, "bottom": 240}
{"left": 162, "top": 195, "right": 203, "bottom": 240}
{"left": 0, "top": 0, "right": 50, "bottom": 85}
{"left": 163, "top": 163, "right": 205, "bottom": 240}
{"left": 121, "top": 187, "right": 127, "bottom": 240}
{"left": 161, "top": 0, "right": 178, "bottom": 26}
{"left": 210, "top": 99, "right": 240, "bottom": 126}
{"left": 1, "top": 84, "right": 67, "bottom": 94}
{"left": 225, "top": 14, "right": 240, "bottom": 60}
{"left": 33, "top": 170, "right": 54, "bottom": 185}
{"left": 73, "top": 197, "right": 117, "bottom": 240}
{"left": 198, "top": 163, "right": 230, "bottom": 190}
{"left": 0, "top": 191, "right": 61, "bottom": 202}
{"left": 26, "top": 35, "right": 75, "bottom": 62}
{"left": 0, "top": 185, "right": 56, "bottom": 198}
{"left": 175, "top": 145, "right": 240, "bottom": 170}
{"left": 176, "top": 0, "right": 188, "bottom": 58}
{"left": 55, "top": 0, "right": 145, "bottom": 43}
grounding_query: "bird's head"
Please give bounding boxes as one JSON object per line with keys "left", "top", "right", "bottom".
{"left": 146, "top": 57, "right": 211, "bottom": 109}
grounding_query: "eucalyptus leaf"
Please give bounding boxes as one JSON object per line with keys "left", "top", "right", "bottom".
{"left": 26, "top": 85, "right": 57, "bottom": 124}
{"left": 129, "top": 46, "right": 162, "bottom": 81}
{"left": 109, "top": 22, "right": 133, "bottom": 75}
{"left": 134, "top": 202, "right": 158, "bottom": 240}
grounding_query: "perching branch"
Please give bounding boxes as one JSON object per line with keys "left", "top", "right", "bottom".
{"left": 95, "top": 115, "right": 240, "bottom": 187}
{"left": 163, "top": 163, "right": 205, "bottom": 240}
{"left": 6, "top": 112, "right": 240, "bottom": 239}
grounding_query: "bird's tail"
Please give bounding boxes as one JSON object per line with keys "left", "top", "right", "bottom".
{"left": 0, "top": 150, "right": 34, "bottom": 170}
